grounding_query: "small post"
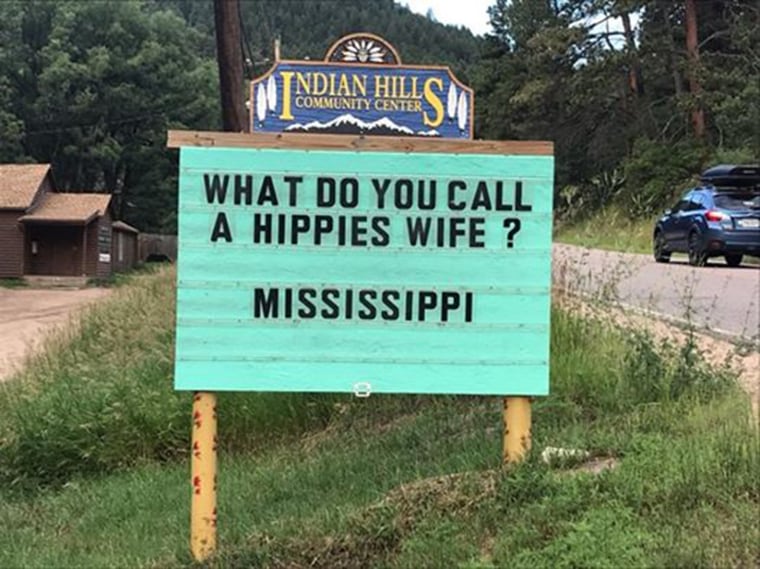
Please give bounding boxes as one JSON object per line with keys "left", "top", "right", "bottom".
{"left": 191, "top": 392, "right": 218, "bottom": 561}
{"left": 81, "top": 226, "right": 88, "bottom": 276}
{"left": 503, "top": 396, "right": 531, "bottom": 464}
{"left": 274, "top": 36, "right": 281, "bottom": 61}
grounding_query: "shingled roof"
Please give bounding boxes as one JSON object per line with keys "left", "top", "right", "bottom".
{"left": 0, "top": 163, "right": 51, "bottom": 209}
{"left": 20, "top": 193, "right": 111, "bottom": 224}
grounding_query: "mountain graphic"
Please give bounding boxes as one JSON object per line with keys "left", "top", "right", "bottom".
{"left": 283, "top": 114, "right": 440, "bottom": 137}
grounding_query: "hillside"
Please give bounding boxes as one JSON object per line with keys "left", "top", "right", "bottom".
{"left": 159, "top": 0, "right": 482, "bottom": 74}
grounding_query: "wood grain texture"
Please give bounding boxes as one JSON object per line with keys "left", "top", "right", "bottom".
{"left": 0, "top": 210, "right": 25, "bottom": 277}
{"left": 167, "top": 130, "right": 554, "bottom": 155}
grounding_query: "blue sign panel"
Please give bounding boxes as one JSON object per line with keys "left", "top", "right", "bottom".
{"left": 250, "top": 62, "right": 474, "bottom": 139}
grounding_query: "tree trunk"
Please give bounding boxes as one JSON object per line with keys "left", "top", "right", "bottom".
{"left": 213, "top": 0, "right": 246, "bottom": 132}
{"left": 621, "top": 10, "right": 643, "bottom": 96}
{"left": 684, "top": 0, "right": 705, "bottom": 139}
{"left": 658, "top": 0, "right": 683, "bottom": 99}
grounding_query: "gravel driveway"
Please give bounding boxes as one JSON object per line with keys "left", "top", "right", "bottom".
{"left": 554, "top": 244, "right": 760, "bottom": 340}
{"left": 0, "top": 287, "right": 110, "bottom": 381}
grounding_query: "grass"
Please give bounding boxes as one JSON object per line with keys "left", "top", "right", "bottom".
{"left": 86, "top": 262, "right": 166, "bottom": 288}
{"left": 555, "top": 207, "right": 656, "bottom": 254}
{"left": 0, "top": 277, "right": 28, "bottom": 288}
{"left": 0, "top": 268, "right": 758, "bottom": 568}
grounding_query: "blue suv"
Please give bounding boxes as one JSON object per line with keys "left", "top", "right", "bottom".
{"left": 653, "top": 165, "right": 760, "bottom": 267}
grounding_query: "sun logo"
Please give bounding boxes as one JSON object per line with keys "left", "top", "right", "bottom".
{"left": 341, "top": 39, "right": 386, "bottom": 63}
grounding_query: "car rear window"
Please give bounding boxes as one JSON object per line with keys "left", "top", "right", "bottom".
{"left": 714, "top": 193, "right": 760, "bottom": 210}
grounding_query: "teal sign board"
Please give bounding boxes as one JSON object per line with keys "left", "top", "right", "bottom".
{"left": 175, "top": 147, "right": 554, "bottom": 395}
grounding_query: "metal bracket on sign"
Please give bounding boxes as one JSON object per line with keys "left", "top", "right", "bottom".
{"left": 353, "top": 382, "right": 372, "bottom": 398}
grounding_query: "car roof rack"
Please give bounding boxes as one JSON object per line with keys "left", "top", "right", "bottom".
{"left": 700, "top": 164, "right": 760, "bottom": 189}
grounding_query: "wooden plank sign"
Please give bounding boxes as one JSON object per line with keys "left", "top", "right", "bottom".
{"left": 174, "top": 136, "right": 553, "bottom": 395}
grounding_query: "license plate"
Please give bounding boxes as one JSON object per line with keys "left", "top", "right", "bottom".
{"left": 737, "top": 218, "right": 760, "bottom": 228}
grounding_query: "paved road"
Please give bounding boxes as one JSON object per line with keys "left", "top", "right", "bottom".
{"left": 553, "top": 244, "right": 760, "bottom": 340}
{"left": 0, "top": 287, "right": 110, "bottom": 381}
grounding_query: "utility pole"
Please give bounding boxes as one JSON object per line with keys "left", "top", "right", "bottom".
{"left": 213, "top": 0, "right": 246, "bottom": 132}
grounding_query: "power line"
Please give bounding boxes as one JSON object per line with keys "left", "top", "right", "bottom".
{"left": 22, "top": 111, "right": 168, "bottom": 137}
{"left": 21, "top": 96, "right": 206, "bottom": 138}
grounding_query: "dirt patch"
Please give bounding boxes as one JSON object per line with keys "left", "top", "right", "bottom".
{"left": 567, "top": 457, "right": 620, "bottom": 476}
{"left": 374, "top": 470, "right": 498, "bottom": 521}
{"left": 0, "top": 287, "right": 110, "bottom": 381}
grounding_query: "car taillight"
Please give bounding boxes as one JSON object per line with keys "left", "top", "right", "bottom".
{"left": 705, "top": 210, "right": 727, "bottom": 222}
{"left": 705, "top": 210, "right": 733, "bottom": 229}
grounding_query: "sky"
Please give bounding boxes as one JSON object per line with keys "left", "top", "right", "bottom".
{"left": 403, "top": 0, "right": 493, "bottom": 36}
{"left": 402, "top": 1, "right": 639, "bottom": 44}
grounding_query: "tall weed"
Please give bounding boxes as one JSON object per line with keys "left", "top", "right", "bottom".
{"left": 551, "top": 307, "right": 736, "bottom": 420}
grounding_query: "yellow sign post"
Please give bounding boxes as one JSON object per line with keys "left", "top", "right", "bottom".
{"left": 190, "top": 391, "right": 218, "bottom": 561}
{"left": 503, "top": 396, "right": 532, "bottom": 464}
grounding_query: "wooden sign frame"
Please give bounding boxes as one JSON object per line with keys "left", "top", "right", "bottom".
{"left": 167, "top": 130, "right": 552, "bottom": 155}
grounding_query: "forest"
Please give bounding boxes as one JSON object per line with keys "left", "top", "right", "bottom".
{"left": 0, "top": 0, "right": 757, "bottom": 233}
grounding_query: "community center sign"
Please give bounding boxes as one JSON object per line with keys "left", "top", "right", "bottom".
{"left": 249, "top": 33, "right": 474, "bottom": 138}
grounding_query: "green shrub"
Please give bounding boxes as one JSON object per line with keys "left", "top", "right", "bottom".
{"left": 548, "top": 306, "right": 738, "bottom": 430}
{"left": 709, "top": 145, "right": 758, "bottom": 166}
{"left": 620, "top": 137, "right": 705, "bottom": 218}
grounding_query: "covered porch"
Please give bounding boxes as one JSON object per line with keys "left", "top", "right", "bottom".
{"left": 19, "top": 193, "right": 112, "bottom": 278}
{"left": 23, "top": 222, "right": 90, "bottom": 277}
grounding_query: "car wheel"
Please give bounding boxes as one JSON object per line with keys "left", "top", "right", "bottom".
{"left": 725, "top": 254, "right": 743, "bottom": 267}
{"left": 687, "top": 231, "right": 707, "bottom": 266}
{"left": 653, "top": 231, "right": 670, "bottom": 263}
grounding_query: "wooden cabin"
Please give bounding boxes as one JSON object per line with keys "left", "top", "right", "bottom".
{"left": 0, "top": 163, "right": 139, "bottom": 279}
